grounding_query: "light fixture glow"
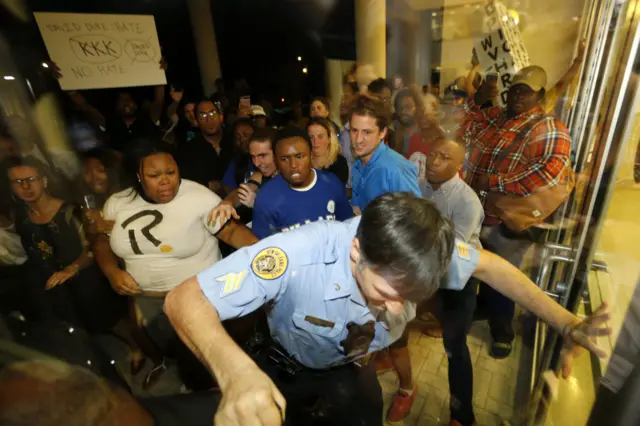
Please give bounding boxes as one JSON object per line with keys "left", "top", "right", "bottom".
{"left": 42, "top": 62, "right": 49, "bottom": 68}
{"left": 297, "top": 56, "right": 302, "bottom": 62}
{"left": 3, "top": 76, "right": 15, "bottom": 80}
{"left": 302, "top": 67, "right": 308, "bottom": 74}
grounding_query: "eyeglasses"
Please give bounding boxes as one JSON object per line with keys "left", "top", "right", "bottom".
{"left": 198, "top": 110, "right": 219, "bottom": 120}
{"left": 11, "top": 176, "right": 42, "bottom": 185}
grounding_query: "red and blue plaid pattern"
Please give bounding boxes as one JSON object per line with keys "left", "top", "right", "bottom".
{"left": 460, "top": 98, "right": 571, "bottom": 224}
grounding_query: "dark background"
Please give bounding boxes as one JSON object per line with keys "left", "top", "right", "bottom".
{"left": 2, "top": 0, "right": 358, "bottom": 115}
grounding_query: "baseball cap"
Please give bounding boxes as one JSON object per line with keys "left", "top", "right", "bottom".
{"left": 250, "top": 105, "right": 267, "bottom": 117}
{"left": 511, "top": 66, "right": 547, "bottom": 92}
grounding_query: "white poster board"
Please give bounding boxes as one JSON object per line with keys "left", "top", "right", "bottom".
{"left": 475, "top": 1, "right": 530, "bottom": 106}
{"left": 34, "top": 12, "right": 166, "bottom": 91}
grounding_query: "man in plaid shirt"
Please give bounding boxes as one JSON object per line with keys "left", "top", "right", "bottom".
{"left": 461, "top": 66, "right": 572, "bottom": 359}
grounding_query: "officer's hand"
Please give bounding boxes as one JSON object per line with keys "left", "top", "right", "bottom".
{"left": 209, "top": 201, "right": 240, "bottom": 226}
{"left": 107, "top": 269, "right": 142, "bottom": 296}
{"left": 560, "top": 302, "right": 611, "bottom": 378}
{"left": 215, "top": 367, "right": 286, "bottom": 426}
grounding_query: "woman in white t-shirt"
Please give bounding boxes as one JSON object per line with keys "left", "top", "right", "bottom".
{"left": 93, "top": 139, "right": 258, "bottom": 387}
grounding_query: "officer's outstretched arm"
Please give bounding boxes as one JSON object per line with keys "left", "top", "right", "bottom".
{"left": 165, "top": 277, "right": 286, "bottom": 426}
{"left": 473, "top": 249, "right": 611, "bottom": 367}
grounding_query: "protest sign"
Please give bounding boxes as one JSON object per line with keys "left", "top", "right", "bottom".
{"left": 34, "top": 12, "right": 166, "bottom": 91}
{"left": 475, "top": 1, "right": 530, "bottom": 106}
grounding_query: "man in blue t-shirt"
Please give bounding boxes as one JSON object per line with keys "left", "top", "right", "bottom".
{"left": 251, "top": 127, "right": 352, "bottom": 239}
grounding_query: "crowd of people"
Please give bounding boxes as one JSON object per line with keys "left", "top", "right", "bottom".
{"left": 0, "top": 41, "right": 610, "bottom": 426}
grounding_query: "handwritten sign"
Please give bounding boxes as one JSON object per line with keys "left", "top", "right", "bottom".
{"left": 475, "top": 1, "right": 530, "bottom": 106}
{"left": 34, "top": 12, "right": 166, "bottom": 91}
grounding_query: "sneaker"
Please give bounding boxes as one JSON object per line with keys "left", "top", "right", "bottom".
{"left": 386, "top": 384, "right": 418, "bottom": 423}
{"left": 490, "top": 341, "right": 513, "bottom": 359}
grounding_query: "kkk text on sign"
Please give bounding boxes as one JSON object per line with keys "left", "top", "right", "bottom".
{"left": 34, "top": 12, "right": 166, "bottom": 91}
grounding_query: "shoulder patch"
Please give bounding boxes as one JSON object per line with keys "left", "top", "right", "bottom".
{"left": 251, "top": 247, "right": 288, "bottom": 280}
{"left": 456, "top": 241, "right": 470, "bottom": 260}
{"left": 217, "top": 271, "right": 247, "bottom": 298}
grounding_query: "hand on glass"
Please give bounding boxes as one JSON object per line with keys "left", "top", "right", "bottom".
{"left": 560, "top": 302, "right": 611, "bottom": 378}
{"left": 46, "top": 265, "right": 79, "bottom": 289}
{"left": 237, "top": 184, "right": 257, "bottom": 208}
{"left": 208, "top": 201, "right": 240, "bottom": 227}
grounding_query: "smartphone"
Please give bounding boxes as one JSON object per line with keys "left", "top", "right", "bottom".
{"left": 239, "top": 96, "right": 251, "bottom": 109}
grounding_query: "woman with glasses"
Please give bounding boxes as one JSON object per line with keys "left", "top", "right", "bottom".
{"left": 2, "top": 156, "right": 161, "bottom": 385}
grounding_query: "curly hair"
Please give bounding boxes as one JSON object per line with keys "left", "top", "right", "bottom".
{"left": 347, "top": 94, "right": 393, "bottom": 130}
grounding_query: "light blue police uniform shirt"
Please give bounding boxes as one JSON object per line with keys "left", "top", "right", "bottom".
{"left": 197, "top": 217, "right": 480, "bottom": 369}
{"left": 351, "top": 143, "right": 421, "bottom": 210}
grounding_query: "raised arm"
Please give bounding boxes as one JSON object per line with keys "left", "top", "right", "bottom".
{"left": 473, "top": 249, "right": 610, "bottom": 376}
{"left": 165, "top": 278, "right": 285, "bottom": 425}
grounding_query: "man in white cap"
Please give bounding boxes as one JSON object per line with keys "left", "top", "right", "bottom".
{"left": 250, "top": 105, "right": 268, "bottom": 129}
{"left": 460, "top": 65, "right": 572, "bottom": 361}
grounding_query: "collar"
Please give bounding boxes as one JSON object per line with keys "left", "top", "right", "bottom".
{"left": 324, "top": 217, "right": 362, "bottom": 303}
{"left": 355, "top": 142, "right": 388, "bottom": 170}
{"left": 425, "top": 173, "right": 461, "bottom": 194}
{"left": 290, "top": 169, "right": 317, "bottom": 192}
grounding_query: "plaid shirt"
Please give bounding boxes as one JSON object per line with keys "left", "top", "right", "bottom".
{"left": 461, "top": 98, "right": 571, "bottom": 225}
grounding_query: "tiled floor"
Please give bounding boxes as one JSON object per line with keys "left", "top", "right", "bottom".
{"left": 379, "top": 318, "right": 533, "bottom": 426}
{"left": 97, "top": 315, "right": 533, "bottom": 425}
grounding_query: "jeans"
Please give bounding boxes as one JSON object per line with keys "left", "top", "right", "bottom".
{"left": 437, "top": 278, "right": 478, "bottom": 426}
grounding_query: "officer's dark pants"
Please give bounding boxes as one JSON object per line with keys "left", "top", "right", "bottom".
{"left": 435, "top": 278, "right": 478, "bottom": 426}
{"left": 253, "top": 351, "right": 383, "bottom": 426}
{"left": 477, "top": 224, "right": 536, "bottom": 344}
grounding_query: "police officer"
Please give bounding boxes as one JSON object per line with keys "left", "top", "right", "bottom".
{"left": 165, "top": 193, "right": 610, "bottom": 426}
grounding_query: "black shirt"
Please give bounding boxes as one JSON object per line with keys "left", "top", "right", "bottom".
{"left": 321, "top": 154, "right": 349, "bottom": 186}
{"left": 176, "top": 132, "right": 226, "bottom": 187}
{"left": 106, "top": 115, "right": 161, "bottom": 152}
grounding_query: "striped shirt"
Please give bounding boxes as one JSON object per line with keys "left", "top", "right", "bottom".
{"left": 460, "top": 98, "right": 571, "bottom": 225}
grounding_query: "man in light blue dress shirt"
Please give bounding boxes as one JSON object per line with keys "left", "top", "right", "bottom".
{"left": 165, "top": 193, "right": 609, "bottom": 426}
{"left": 348, "top": 94, "right": 420, "bottom": 212}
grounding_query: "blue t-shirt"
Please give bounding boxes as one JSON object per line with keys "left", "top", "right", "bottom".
{"left": 252, "top": 169, "right": 353, "bottom": 239}
{"left": 222, "top": 158, "right": 256, "bottom": 189}
{"left": 351, "top": 143, "right": 420, "bottom": 210}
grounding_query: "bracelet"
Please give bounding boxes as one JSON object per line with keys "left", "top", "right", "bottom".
{"left": 562, "top": 321, "right": 578, "bottom": 339}
{"left": 246, "top": 179, "right": 261, "bottom": 188}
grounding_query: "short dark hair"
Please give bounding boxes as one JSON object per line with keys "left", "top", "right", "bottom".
{"left": 273, "top": 126, "right": 312, "bottom": 153}
{"left": 81, "top": 148, "right": 121, "bottom": 193}
{"left": 393, "top": 87, "right": 426, "bottom": 118}
{"left": 368, "top": 78, "right": 391, "bottom": 94}
{"left": 348, "top": 94, "right": 392, "bottom": 130}
{"left": 196, "top": 98, "right": 222, "bottom": 115}
{"left": 311, "top": 97, "right": 331, "bottom": 111}
{"left": 249, "top": 127, "right": 276, "bottom": 150}
{"left": 357, "top": 192, "right": 455, "bottom": 302}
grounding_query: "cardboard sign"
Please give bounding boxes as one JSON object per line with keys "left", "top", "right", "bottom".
{"left": 475, "top": 1, "right": 530, "bottom": 106}
{"left": 34, "top": 12, "right": 166, "bottom": 91}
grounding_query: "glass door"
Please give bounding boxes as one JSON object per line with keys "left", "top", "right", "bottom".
{"left": 528, "top": 1, "right": 640, "bottom": 424}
